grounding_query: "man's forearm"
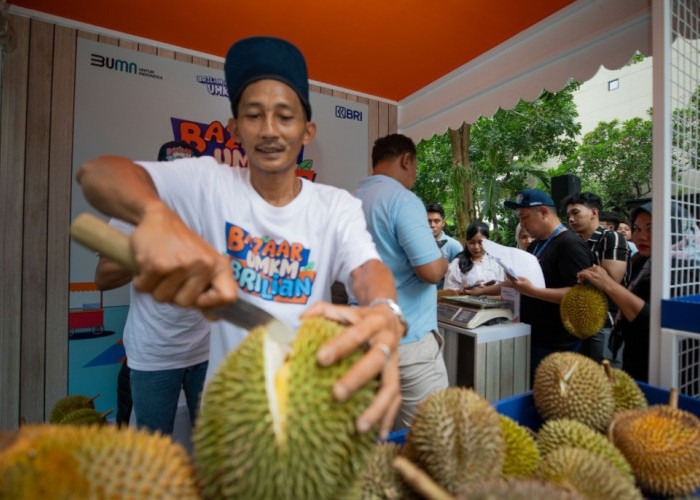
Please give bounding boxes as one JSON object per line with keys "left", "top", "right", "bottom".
{"left": 76, "top": 155, "right": 163, "bottom": 224}
{"left": 350, "top": 259, "right": 397, "bottom": 305}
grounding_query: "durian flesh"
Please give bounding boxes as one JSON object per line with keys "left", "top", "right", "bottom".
{"left": 194, "top": 316, "right": 378, "bottom": 500}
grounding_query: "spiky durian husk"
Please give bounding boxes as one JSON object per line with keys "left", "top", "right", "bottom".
{"left": 499, "top": 415, "right": 540, "bottom": 479}
{"left": 537, "top": 446, "right": 643, "bottom": 500}
{"left": 533, "top": 352, "right": 615, "bottom": 432}
{"left": 48, "top": 394, "right": 96, "bottom": 424}
{"left": 537, "top": 418, "right": 634, "bottom": 482}
{"left": 560, "top": 285, "right": 608, "bottom": 339}
{"left": 608, "top": 367, "right": 648, "bottom": 412}
{"left": 194, "top": 317, "right": 378, "bottom": 500}
{"left": 56, "top": 408, "right": 108, "bottom": 427}
{"left": 404, "top": 387, "right": 504, "bottom": 494}
{"left": 0, "top": 424, "right": 200, "bottom": 499}
{"left": 609, "top": 405, "right": 700, "bottom": 497}
{"left": 345, "top": 442, "right": 416, "bottom": 500}
{"left": 455, "top": 477, "right": 585, "bottom": 500}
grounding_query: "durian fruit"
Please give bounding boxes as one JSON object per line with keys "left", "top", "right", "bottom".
{"left": 560, "top": 284, "right": 608, "bottom": 339}
{"left": 602, "top": 360, "right": 647, "bottom": 412}
{"left": 536, "top": 446, "right": 643, "bottom": 500}
{"left": 608, "top": 389, "right": 700, "bottom": 497}
{"left": 404, "top": 387, "right": 504, "bottom": 494}
{"left": 57, "top": 408, "right": 113, "bottom": 426}
{"left": 0, "top": 423, "right": 200, "bottom": 499}
{"left": 537, "top": 418, "right": 634, "bottom": 482}
{"left": 194, "top": 316, "right": 378, "bottom": 500}
{"left": 499, "top": 415, "right": 540, "bottom": 479}
{"left": 346, "top": 442, "right": 416, "bottom": 500}
{"left": 533, "top": 352, "right": 615, "bottom": 432}
{"left": 48, "top": 394, "right": 98, "bottom": 423}
{"left": 455, "top": 477, "right": 585, "bottom": 500}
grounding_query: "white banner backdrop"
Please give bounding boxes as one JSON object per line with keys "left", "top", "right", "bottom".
{"left": 70, "top": 38, "right": 368, "bottom": 307}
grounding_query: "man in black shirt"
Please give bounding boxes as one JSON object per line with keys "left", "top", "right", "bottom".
{"left": 504, "top": 189, "right": 595, "bottom": 382}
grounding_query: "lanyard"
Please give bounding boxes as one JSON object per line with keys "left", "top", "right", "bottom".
{"left": 533, "top": 224, "right": 565, "bottom": 258}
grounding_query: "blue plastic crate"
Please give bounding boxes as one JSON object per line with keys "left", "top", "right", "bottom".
{"left": 661, "top": 294, "right": 700, "bottom": 333}
{"left": 492, "top": 381, "right": 700, "bottom": 431}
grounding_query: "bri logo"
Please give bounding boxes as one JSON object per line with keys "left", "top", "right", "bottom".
{"left": 90, "top": 53, "right": 137, "bottom": 74}
{"left": 335, "top": 105, "right": 363, "bottom": 122}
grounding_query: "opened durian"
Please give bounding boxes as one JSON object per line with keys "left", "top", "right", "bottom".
{"left": 455, "top": 477, "right": 585, "bottom": 500}
{"left": 194, "top": 316, "right": 378, "bottom": 500}
{"left": 0, "top": 424, "right": 200, "bottom": 499}
{"left": 48, "top": 394, "right": 98, "bottom": 424}
{"left": 602, "top": 360, "right": 647, "bottom": 412}
{"left": 404, "top": 387, "right": 504, "bottom": 494}
{"left": 499, "top": 415, "right": 540, "bottom": 479}
{"left": 536, "top": 446, "right": 643, "bottom": 500}
{"left": 346, "top": 442, "right": 416, "bottom": 500}
{"left": 537, "top": 418, "right": 634, "bottom": 482}
{"left": 533, "top": 351, "right": 615, "bottom": 432}
{"left": 608, "top": 389, "right": 700, "bottom": 497}
{"left": 560, "top": 284, "right": 608, "bottom": 339}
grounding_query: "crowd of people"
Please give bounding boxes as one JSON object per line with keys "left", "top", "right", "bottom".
{"left": 79, "top": 35, "right": 698, "bottom": 440}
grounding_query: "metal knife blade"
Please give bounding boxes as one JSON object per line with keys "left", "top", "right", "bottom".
{"left": 70, "top": 212, "right": 296, "bottom": 344}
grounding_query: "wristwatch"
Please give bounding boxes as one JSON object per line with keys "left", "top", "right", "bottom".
{"left": 369, "top": 297, "right": 409, "bottom": 336}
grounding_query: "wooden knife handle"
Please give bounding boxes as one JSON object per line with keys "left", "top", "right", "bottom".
{"left": 70, "top": 213, "right": 139, "bottom": 273}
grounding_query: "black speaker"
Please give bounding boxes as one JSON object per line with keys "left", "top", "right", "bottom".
{"left": 551, "top": 174, "right": 581, "bottom": 216}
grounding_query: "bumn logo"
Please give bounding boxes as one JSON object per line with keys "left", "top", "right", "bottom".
{"left": 90, "top": 53, "right": 138, "bottom": 74}
{"left": 335, "top": 105, "right": 363, "bottom": 122}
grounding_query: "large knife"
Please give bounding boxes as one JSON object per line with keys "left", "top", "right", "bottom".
{"left": 70, "top": 212, "right": 296, "bottom": 344}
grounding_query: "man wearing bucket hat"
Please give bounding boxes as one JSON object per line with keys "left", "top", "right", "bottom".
{"left": 77, "top": 36, "right": 403, "bottom": 437}
{"left": 504, "top": 188, "right": 595, "bottom": 380}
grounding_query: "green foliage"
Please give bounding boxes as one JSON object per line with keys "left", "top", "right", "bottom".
{"left": 551, "top": 112, "right": 653, "bottom": 216}
{"left": 414, "top": 132, "right": 460, "bottom": 235}
{"left": 413, "top": 80, "right": 581, "bottom": 243}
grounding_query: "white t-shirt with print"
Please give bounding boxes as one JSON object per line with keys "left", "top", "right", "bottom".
{"left": 109, "top": 219, "right": 210, "bottom": 371}
{"left": 139, "top": 157, "right": 380, "bottom": 380}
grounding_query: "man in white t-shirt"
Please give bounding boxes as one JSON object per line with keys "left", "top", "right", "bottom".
{"left": 77, "top": 36, "right": 404, "bottom": 438}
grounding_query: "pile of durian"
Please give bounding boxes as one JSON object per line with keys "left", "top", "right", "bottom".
{"left": 352, "top": 352, "right": 700, "bottom": 500}
{"left": 2, "top": 323, "right": 699, "bottom": 500}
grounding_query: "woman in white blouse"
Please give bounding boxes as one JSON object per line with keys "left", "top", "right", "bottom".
{"left": 444, "top": 221, "right": 505, "bottom": 295}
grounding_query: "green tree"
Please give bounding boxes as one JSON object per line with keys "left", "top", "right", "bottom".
{"left": 551, "top": 112, "right": 653, "bottom": 215}
{"left": 414, "top": 80, "right": 582, "bottom": 243}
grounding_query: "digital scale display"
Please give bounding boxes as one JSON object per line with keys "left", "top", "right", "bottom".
{"left": 437, "top": 302, "right": 512, "bottom": 329}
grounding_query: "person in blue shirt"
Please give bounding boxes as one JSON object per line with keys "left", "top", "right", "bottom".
{"left": 426, "top": 202, "right": 463, "bottom": 289}
{"left": 355, "top": 133, "right": 449, "bottom": 432}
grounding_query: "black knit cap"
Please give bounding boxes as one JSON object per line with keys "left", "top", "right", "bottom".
{"left": 225, "top": 36, "right": 311, "bottom": 119}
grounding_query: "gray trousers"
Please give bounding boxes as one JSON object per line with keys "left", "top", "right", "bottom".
{"left": 391, "top": 330, "right": 449, "bottom": 432}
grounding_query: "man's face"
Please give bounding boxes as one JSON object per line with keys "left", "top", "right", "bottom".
{"left": 517, "top": 207, "right": 545, "bottom": 239}
{"left": 427, "top": 212, "right": 445, "bottom": 239}
{"left": 230, "top": 79, "right": 315, "bottom": 175}
{"left": 566, "top": 203, "right": 597, "bottom": 236}
{"left": 618, "top": 222, "right": 632, "bottom": 240}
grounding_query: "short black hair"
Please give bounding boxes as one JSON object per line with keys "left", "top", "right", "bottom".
{"left": 426, "top": 203, "right": 445, "bottom": 219}
{"left": 562, "top": 191, "right": 603, "bottom": 213}
{"left": 372, "top": 134, "right": 416, "bottom": 168}
{"left": 599, "top": 211, "right": 621, "bottom": 230}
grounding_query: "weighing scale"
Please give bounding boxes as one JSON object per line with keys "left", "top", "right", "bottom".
{"left": 438, "top": 295, "right": 513, "bottom": 329}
